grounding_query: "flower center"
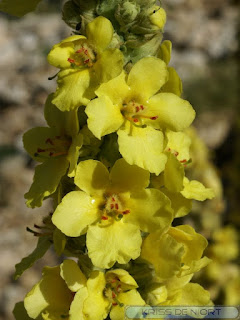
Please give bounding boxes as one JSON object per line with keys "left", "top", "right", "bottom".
{"left": 68, "top": 43, "right": 96, "bottom": 68}
{"left": 100, "top": 194, "right": 130, "bottom": 222}
{"left": 104, "top": 276, "right": 124, "bottom": 307}
{"left": 121, "top": 100, "right": 158, "bottom": 126}
{"left": 34, "top": 135, "right": 72, "bottom": 159}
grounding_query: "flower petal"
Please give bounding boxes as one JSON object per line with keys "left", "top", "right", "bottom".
{"left": 87, "top": 222, "right": 142, "bottom": 269}
{"left": 164, "top": 273, "right": 193, "bottom": 294}
{"left": 145, "top": 284, "right": 168, "bottom": 305}
{"left": 47, "top": 36, "right": 85, "bottom": 69}
{"left": 168, "top": 225, "right": 208, "bottom": 265}
{"left": 69, "top": 287, "right": 88, "bottom": 320}
{"left": 164, "top": 153, "right": 184, "bottom": 193}
{"left": 158, "top": 40, "right": 172, "bottom": 65}
{"left": 86, "top": 96, "right": 124, "bottom": 140}
{"left": 110, "top": 290, "right": 145, "bottom": 320}
{"left": 96, "top": 71, "right": 130, "bottom": 105}
{"left": 94, "top": 48, "right": 124, "bottom": 84}
{"left": 60, "top": 260, "right": 87, "bottom": 292}
{"left": 83, "top": 271, "right": 110, "bottom": 320}
{"left": 44, "top": 94, "right": 80, "bottom": 137}
{"left": 44, "top": 93, "right": 64, "bottom": 130}
{"left": 127, "top": 57, "right": 168, "bottom": 100}
{"left": 110, "top": 158, "right": 150, "bottom": 193}
{"left": 52, "top": 191, "right": 100, "bottom": 237}
{"left": 24, "top": 266, "right": 72, "bottom": 319}
{"left": 74, "top": 160, "right": 110, "bottom": 196}
{"left": 175, "top": 283, "right": 212, "bottom": 306}
{"left": 147, "top": 93, "right": 195, "bottom": 131}
{"left": 181, "top": 178, "right": 215, "bottom": 201}
{"left": 179, "top": 256, "right": 211, "bottom": 277}
{"left": 67, "top": 133, "right": 83, "bottom": 178}
{"left": 118, "top": 122, "right": 167, "bottom": 175}
{"left": 86, "top": 16, "right": 113, "bottom": 52}
{"left": 125, "top": 189, "right": 173, "bottom": 233}
{"left": 166, "top": 130, "right": 191, "bottom": 162}
{"left": 162, "top": 189, "right": 192, "bottom": 218}
{"left": 161, "top": 67, "right": 183, "bottom": 97}
{"left": 150, "top": 174, "right": 192, "bottom": 217}
{"left": 106, "top": 269, "right": 138, "bottom": 290}
{"left": 141, "top": 231, "right": 185, "bottom": 282}
{"left": 24, "top": 158, "right": 69, "bottom": 208}
{"left": 23, "top": 127, "right": 58, "bottom": 162}
{"left": 52, "top": 69, "right": 91, "bottom": 111}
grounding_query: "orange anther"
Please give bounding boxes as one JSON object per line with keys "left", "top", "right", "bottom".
{"left": 37, "top": 148, "right": 45, "bottom": 153}
{"left": 45, "top": 138, "right": 54, "bottom": 145}
{"left": 68, "top": 58, "right": 75, "bottom": 63}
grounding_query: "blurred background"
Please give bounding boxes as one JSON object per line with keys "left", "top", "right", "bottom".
{"left": 0, "top": 0, "right": 239, "bottom": 319}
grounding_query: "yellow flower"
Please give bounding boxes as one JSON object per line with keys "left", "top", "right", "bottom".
{"left": 23, "top": 260, "right": 88, "bottom": 320}
{"left": 23, "top": 94, "right": 83, "bottom": 208}
{"left": 86, "top": 57, "right": 195, "bottom": 174}
{"left": 151, "top": 132, "right": 215, "bottom": 218}
{"left": 144, "top": 282, "right": 212, "bottom": 307}
{"left": 141, "top": 225, "right": 210, "bottom": 282}
{"left": 52, "top": 158, "right": 173, "bottom": 268}
{"left": 83, "top": 269, "right": 145, "bottom": 320}
{"left": 48, "top": 16, "right": 123, "bottom": 111}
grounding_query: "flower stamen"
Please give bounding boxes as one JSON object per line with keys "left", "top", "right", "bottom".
{"left": 100, "top": 194, "right": 130, "bottom": 222}
{"left": 122, "top": 101, "right": 158, "bottom": 124}
{"left": 35, "top": 135, "right": 71, "bottom": 158}
{"left": 68, "top": 43, "right": 96, "bottom": 68}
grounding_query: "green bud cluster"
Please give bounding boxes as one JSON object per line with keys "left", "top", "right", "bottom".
{"left": 63, "top": 0, "right": 166, "bottom": 63}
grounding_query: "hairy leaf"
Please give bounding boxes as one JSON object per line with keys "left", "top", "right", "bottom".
{"left": 14, "top": 237, "right": 51, "bottom": 280}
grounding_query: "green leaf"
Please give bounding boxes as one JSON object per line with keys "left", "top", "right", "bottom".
{"left": 0, "top": 0, "right": 42, "bottom": 17}
{"left": 14, "top": 237, "right": 51, "bottom": 280}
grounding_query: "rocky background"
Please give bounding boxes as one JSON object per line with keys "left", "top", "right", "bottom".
{"left": 0, "top": 0, "right": 239, "bottom": 319}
